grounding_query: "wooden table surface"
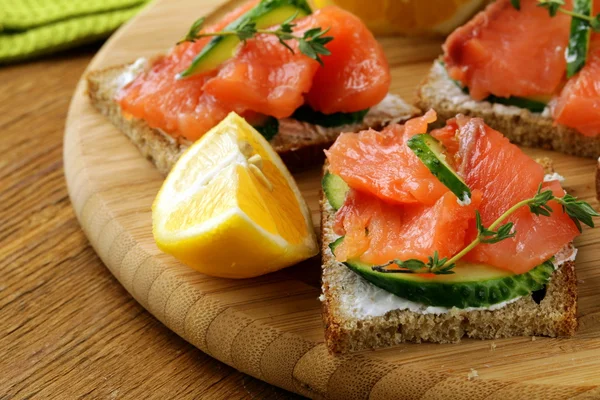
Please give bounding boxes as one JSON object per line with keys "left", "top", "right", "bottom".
{"left": 0, "top": 44, "right": 302, "bottom": 399}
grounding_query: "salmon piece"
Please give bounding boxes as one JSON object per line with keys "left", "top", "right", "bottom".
{"left": 304, "top": 6, "right": 391, "bottom": 114}
{"left": 430, "top": 122, "right": 459, "bottom": 159}
{"left": 551, "top": 35, "right": 600, "bottom": 137}
{"left": 326, "top": 110, "right": 449, "bottom": 205}
{"left": 333, "top": 189, "right": 482, "bottom": 265}
{"left": 443, "top": 0, "right": 571, "bottom": 100}
{"left": 202, "top": 14, "right": 321, "bottom": 119}
{"left": 449, "top": 116, "right": 579, "bottom": 273}
{"left": 117, "top": 1, "right": 258, "bottom": 141}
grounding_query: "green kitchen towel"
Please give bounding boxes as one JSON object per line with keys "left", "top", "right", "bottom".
{"left": 0, "top": 0, "right": 150, "bottom": 63}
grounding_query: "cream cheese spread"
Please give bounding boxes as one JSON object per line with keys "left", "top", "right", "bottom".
{"left": 324, "top": 242, "right": 577, "bottom": 319}
{"left": 114, "top": 57, "right": 148, "bottom": 91}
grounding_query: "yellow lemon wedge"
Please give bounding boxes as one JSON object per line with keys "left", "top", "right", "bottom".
{"left": 312, "top": 0, "right": 486, "bottom": 36}
{"left": 152, "top": 113, "right": 318, "bottom": 279}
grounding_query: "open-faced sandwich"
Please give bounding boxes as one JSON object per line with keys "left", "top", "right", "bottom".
{"left": 320, "top": 110, "right": 598, "bottom": 353}
{"left": 87, "top": 0, "right": 419, "bottom": 173}
{"left": 416, "top": 0, "right": 600, "bottom": 158}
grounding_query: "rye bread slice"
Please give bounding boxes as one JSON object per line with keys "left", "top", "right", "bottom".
{"left": 320, "top": 159, "right": 578, "bottom": 354}
{"left": 87, "top": 62, "right": 420, "bottom": 174}
{"left": 415, "top": 61, "right": 600, "bottom": 159}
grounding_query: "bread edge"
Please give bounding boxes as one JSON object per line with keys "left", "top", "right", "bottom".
{"left": 415, "top": 60, "right": 600, "bottom": 159}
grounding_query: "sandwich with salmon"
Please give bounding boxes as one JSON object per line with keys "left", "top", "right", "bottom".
{"left": 416, "top": 0, "right": 600, "bottom": 158}
{"left": 319, "top": 110, "right": 598, "bottom": 353}
{"left": 87, "top": 0, "right": 419, "bottom": 174}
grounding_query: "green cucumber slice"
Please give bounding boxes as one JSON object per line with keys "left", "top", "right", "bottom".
{"left": 483, "top": 94, "right": 548, "bottom": 113}
{"left": 566, "top": 0, "right": 592, "bottom": 78}
{"left": 439, "top": 61, "right": 548, "bottom": 113}
{"left": 292, "top": 105, "right": 370, "bottom": 128}
{"left": 179, "top": 0, "right": 312, "bottom": 78}
{"left": 253, "top": 116, "right": 279, "bottom": 141}
{"left": 330, "top": 237, "right": 554, "bottom": 308}
{"left": 322, "top": 172, "right": 349, "bottom": 210}
{"left": 407, "top": 134, "right": 471, "bottom": 202}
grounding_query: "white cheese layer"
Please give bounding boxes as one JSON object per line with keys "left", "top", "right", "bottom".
{"left": 544, "top": 172, "right": 565, "bottom": 182}
{"left": 114, "top": 57, "right": 148, "bottom": 91}
{"left": 326, "top": 244, "right": 576, "bottom": 319}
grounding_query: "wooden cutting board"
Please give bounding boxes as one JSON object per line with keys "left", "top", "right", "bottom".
{"left": 63, "top": 0, "right": 600, "bottom": 398}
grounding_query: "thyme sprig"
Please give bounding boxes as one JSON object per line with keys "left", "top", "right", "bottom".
{"left": 511, "top": 0, "right": 600, "bottom": 31}
{"left": 372, "top": 184, "right": 598, "bottom": 275}
{"left": 178, "top": 12, "right": 333, "bottom": 65}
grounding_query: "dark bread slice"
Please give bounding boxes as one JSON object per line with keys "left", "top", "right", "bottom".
{"left": 415, "top": 61, "right": 600, "bottom": 158}
{"left": 87, "top": 62, "right": 420, "bottom": 174}
{"left": 320, "top": 159, "right": 578, "bottom": 354}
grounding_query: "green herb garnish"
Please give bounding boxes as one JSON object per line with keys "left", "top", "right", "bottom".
{"left": 373, "top": 184, "right": 598, "bottom": 275}
{"left": 510, "top": 0, "right": 600, "bottom": 31}
{"left": 179, "top": 12, "right": 333, "bottom": 65}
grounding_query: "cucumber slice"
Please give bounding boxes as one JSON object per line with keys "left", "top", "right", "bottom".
{"left": 566, "top": 0, "right": 592, "bottom": 78}
{"left": 330, "top": 237, "right": 554, "bottom": 308}
{"left": 483, "top": 94, "right": 548, "bottom": 113}
{"left": 439, "top": 61, "right": 548, "bottom": 113}
{"left": 407, "top": 134, "right": 471, "bottom": 202}
{"left": 179, "top": 0, "right": 312, "bottom": 78}
{"left": 292, "top": 105, "right": 370, "bottom": 128}
{"left": 322, "top": 172, "right": 349, "bottom": 210}
{"left": 253, "top": 116, "right": 279, "bottom": 141}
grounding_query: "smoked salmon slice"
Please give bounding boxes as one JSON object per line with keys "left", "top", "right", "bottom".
{"left": 326, "top": 110, "right": 450, "bottom": 206}
{"left": 448, "top": 116, "right": 580, "bottom": 273}
{"left": 443, "top": 0, "right": 571, "bottom": 100}
{"left": 303, "top": 6, "right": 390, "bottom": 114}
{"left": 118, "top": 2, "right": 391, "bottom": 142}
{"left": 552, "top": 35, "right": 600, "bottom": 136}
{"left": 333, "top": 188, "right": 482, "bottom": 265}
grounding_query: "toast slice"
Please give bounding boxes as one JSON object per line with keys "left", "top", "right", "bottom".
{"left": 320, "top": 159, "right": 578, "bottom": 354}
{"left": 87, "top": 62, "right": 420, "bottom": 174}
{"left": 415, "top": 61, "right": 600, "bottom": 159}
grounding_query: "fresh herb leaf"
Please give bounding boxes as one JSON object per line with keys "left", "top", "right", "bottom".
{"left": 556, "top": 193, "right": 600, "bottom": 232}
{"left": 178, "top": 17, "right": 206, "bottom": 44}
{"left": 528, "top": 183, "right": 554, "bottom": 216}
{"left": 510, "top": 0, "right": 521, "bottom": 10}
{"left": 236, "top": 20, "right": 258, "bottom": 42}
{"left": 178, "top": 12, "right": 333, "bottom": 65}
{"left": 591, "top": 14, "right": 600, "bottom": 31}
{"left": 372, "top": 251, "right": 455, "bottom": 275}
{"left": 537, "top": 0, "right": 565, "bottom": 17}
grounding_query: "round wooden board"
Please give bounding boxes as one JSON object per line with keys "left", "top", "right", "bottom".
{"left": 64, "top": 0, "right": 600, "bottom": 398}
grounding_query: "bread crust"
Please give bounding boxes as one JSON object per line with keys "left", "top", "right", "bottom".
{"left": 596, "top": 159, "right": 600, "bottom": 201}
{"left": 415, "top": 60, "right": 600, "bottom": 158}
{"left": 87, "top": 62, "right": 420, "bottom": 173}
{"left": 320, "top": 163, "right": 578, "bottom": 354}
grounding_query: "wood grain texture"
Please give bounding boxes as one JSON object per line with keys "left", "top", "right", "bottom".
{"left": 0, "top": 34, "right": 301, "bottom": 400}
{"left": 62, "top": 0, "right": 600, "bottom": 398}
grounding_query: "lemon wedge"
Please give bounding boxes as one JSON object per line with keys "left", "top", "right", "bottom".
{"left": 313, "top": 0, "right": 486, "bottom": 36}
{"left": 152, "top": 113, "right": 318, "bottom": 278}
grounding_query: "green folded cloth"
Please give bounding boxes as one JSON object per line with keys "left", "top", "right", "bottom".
{"left": 0, "top": 0, "right": 150, "bottom": 63}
